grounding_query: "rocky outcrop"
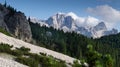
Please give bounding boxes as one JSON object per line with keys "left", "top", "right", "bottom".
{"left": 4, "top": 12, "right": 32, "bottom": 42}
{"left": 0, "top": 4, "right": 9, "bottom": 31}
{"left": 0, "top": 4, "right": 32, "bottom": 42}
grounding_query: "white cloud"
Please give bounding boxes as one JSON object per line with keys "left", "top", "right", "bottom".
{"left": 75, "top": 17, "right": 85, "bottom": 27}
{"left": 87, "top": 5, "right": 120, "bottom": 29}
{"left": 84, "top": 16, "right": 100, "bottom": 27}
{"left": 75, "top": 16, "right": 100, "bottom": 27}
{"left": 66, "top": 12, "right": 78, "bottom": 20}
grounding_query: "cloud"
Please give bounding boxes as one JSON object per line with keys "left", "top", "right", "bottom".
{"left": 75, "top": 16, "right": 100, "bottom": 27}
{"left": 87, "top": 5, "right": 120, "bottom": 29}
{"left": 84, "top": 16, "right": 99, "bottom": 27}
{"left": 62, "top": 12, "right": 100, "bottom": 28}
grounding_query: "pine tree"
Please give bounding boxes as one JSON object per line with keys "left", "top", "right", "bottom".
{"left": 4, "top": 0, "right": 7, "bottom": 7}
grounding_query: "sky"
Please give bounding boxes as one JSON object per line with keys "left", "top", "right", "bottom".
{"left": 0, "top": 0, "right": 120, "bottom": 31}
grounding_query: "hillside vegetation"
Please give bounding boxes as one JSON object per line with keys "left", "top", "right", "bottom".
{"left": 29, "top": 21, "right": 116, "bottom": 67}
{"left": 95, "top": 33, "right": 120, "bottom": 67}
{"left": 0, "top": 43, "right": 67, "bottom": 67}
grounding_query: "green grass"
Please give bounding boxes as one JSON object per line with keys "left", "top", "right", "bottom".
{"left": 0, "top": 28, "right": 11, "bottom": 36}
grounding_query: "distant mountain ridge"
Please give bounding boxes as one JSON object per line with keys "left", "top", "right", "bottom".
{"left": 30, "top": 12, "right": 118, "bottom": 38}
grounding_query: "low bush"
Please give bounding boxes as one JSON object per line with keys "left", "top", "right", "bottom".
{"left": 0, "top": 28, "right": 11, "bottom": 36}
{"left": 15, "top": 56, "right": 39, "bottom": 67}
{"left": 0, "top": 43, "right": 13, "bottom": 53}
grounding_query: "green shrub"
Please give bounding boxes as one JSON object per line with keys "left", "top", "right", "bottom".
{"left": 0, "top": 43, "right": 13, "bottom": 53}
{"left": 39, "top": 52, "right": 47, "bottom": 56}
{"left": 0, "top": 28, "right": 11, "bottom": 36}
{"left": 15, "top": 46, "right": 30, "bottom": 55}
{"left": 72, "top": 60, "right": 82, "bottom": 67}
{"left": 28, "top": 53, "right": 66, "bottom": 67}
{"left": 11, "top": 50, "right": 23, "bottom": 56}
{"left": 16, "top": 46, "right": 30, "bottom": 52}
{"left": 15, "top": 56, "right": 39, "bottom": 67}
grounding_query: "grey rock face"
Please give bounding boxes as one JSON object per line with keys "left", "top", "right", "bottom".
{"left": 104, "top": 28, "right": 118, "bottom": 36}
{"left": 93, "top": 22, "right": 107, "bottom": 31}
{"left": 0, "top": 4, "right": 32, "bottom": 42}
{"left": 77, "top": 27, "right": 92, "bottom": 38}
{"left": 0, "top": 4, "right": 9, "bottom": 30}
{"left": 4, "top": 12, "right": 32, "bottom": 41}
{"left": 46, "top": 13, "right": 65, "bottom": 29}
{"left": 64, "top": 16, "right": 73, "bottom": 28}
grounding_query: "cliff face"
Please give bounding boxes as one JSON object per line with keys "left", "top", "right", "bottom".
{"left": 0, "top": 4, "right": 32, "bottom": 42}
{"left": 0, "top": 4, "right": 9, "bottom": 30}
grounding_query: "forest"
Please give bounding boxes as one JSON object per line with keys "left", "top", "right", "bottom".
{"left": 0, "top": 2, "right": 119, "bottom": 67}
{"left": 29, "top": 20, "right": 120, "bottom": 67}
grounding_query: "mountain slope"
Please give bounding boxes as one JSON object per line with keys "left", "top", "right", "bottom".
{"left": 29, "top": 21, "right": 117, "bottom": 67}
{"left": 0, "top": 32, "right": 77, "bottom": 64}
{"left": 0, "top": 57, "right": 28, "bottom": 67}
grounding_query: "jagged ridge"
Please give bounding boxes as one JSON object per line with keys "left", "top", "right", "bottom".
{"left": 30, "top": 12, "right": 118, "bottom": 38}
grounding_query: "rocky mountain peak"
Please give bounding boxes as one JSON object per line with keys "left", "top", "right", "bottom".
{"left": 93, "top": 22, "right": 107, "bottom": 31}
{"left": 29, "top": 12, "right": 118, "bottom": 38}
{"left": 97, "top": 22, "right": 106, "bottom": 28}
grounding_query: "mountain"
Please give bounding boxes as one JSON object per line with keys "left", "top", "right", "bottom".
{"left": 46, "top": 12, "right": 78, "bottom": 31}
{"left": 0, "top": 4, "right": 32, "bottom": 42}
{"left": 31, "top": 12, "right": 118, "bottom": 38}
{"left": 0, "top": 3, "right": 118, "bottom": 67}
{"left": 30, "top": 17, "right": 49, "bottom": 27}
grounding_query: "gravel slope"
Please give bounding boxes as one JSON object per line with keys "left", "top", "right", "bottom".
{"left": 0, "top": 57, "right": 28, "bottom": 67}
{"left": 0, "top": 53, "right": 15, "bottom": 60}
{"left": 0, "top": 33, "right": 77, "bottom": 64}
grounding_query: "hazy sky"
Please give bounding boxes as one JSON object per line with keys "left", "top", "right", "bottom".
{"left": 0, "top": 0, "right": 120, "bottom": 31}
